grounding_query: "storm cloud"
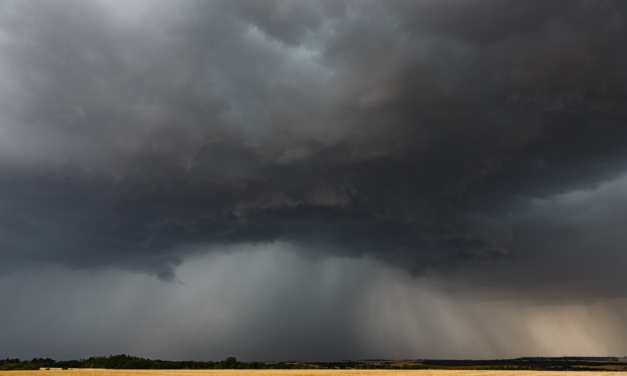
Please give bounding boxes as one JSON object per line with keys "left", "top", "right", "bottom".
{"left": 1, "top": 0, "right": 627, "bottom": 359}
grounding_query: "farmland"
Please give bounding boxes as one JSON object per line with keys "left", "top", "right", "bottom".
{"left": 2, "top": 370, "right": 627, "bottom": 376}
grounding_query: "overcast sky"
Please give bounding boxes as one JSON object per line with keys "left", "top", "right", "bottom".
{"left": 2, "top": 0, "right": 627, "bottom": 361}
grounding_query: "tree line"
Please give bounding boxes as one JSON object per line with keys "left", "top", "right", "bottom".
{"left": 0, "top": 355, "right": 314, "bottom": 370}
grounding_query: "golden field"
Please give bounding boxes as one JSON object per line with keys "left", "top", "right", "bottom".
{"left": 1, "top": 370, "right": 626, "bottom": 376}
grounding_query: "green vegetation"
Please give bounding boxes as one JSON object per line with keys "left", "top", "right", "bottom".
{"left": 0, "top": 363, "right": 40, "bottom": 370}
{"left": 2, "top": 355, "right": 625, "bottom": 371}
{"left": 1, "top": 355, "right": 313, "bottom": 370}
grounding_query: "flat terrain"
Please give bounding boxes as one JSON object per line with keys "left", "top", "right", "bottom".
{"left": 2, "top": 370, "right": 626, "bottom": 376}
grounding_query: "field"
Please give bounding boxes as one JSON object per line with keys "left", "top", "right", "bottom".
{"left": 2, "top": 370, "right": 626, "bottom": 376}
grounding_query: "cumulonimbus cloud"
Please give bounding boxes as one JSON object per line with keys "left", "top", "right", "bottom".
{"left": 1, "top": 0, "right": 627, "bottom": 295}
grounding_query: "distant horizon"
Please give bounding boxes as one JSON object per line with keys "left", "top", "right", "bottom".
{"left": 4, "top": 354, "right": 627, "bottom": 373}
{"left": 4, "top": 354, "right": 627, "bottom": 362}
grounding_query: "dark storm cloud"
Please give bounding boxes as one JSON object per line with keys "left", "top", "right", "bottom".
{"left": 1, "top": 0, "right": 627, "bottom": 294}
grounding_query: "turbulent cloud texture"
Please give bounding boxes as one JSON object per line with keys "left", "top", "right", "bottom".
{"left": 1, "top": 0, "right": 627, "bottom": 359}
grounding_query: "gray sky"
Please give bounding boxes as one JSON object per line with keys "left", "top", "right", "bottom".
{"left": 1, "top": 0, "right": 627, "bottom": 360}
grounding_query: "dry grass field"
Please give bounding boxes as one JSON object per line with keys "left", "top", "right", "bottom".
{"left": 2, "top": 370, "right": 626, "bottom": 376}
